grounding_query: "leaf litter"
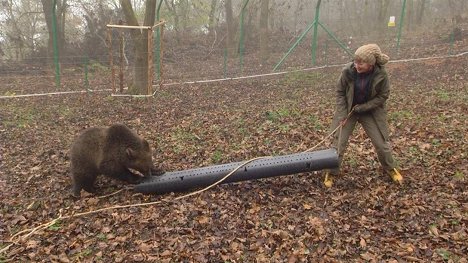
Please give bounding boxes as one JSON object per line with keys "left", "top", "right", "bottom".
{"left": 0, "top": 54, "right": 467, "bottom": 262}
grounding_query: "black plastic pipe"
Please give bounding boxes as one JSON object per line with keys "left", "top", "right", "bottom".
{"left": 135, "top": 148, "right": 338, "bottom": 194}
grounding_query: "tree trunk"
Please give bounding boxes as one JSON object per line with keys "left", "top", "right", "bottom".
{"left": 207, "top": 0, "right": 218, "bottom": 36}
{"left": 416, "top": 0, "right": 426, "bottom": 26}
{"left": 164, "top": 0, "right": 181, "bottom": 42}
{"left": 225, "top": 0, "right": 236, "bottom": 57}
{"left": 406, "top": 0, "right": 414, "bottom": 31}
{"left": 180, "top": 0, "right": 189, "bottom": 32}
{"left": 377, "top": 0, "right": 390, "bottom": 34}
{"left": 121, "top": 0, "right": 157, "bottom": 95}
{"left": 58, "top": 0, "right": 66, "bottom": 52}
{"left": 363, "top": 0, "right": 369, "bottom": 36}
{"left": 40, "top": 0, "right": 66, "bottom": 65}
{"left": 4, "top": 0, "right": 24, "bottom": 60}
{"left": 259, "top": 0, "right": 269, "bottom": 63}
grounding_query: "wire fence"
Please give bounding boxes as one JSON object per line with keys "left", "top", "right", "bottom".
{"left": 0, "top": 17, "right": 466, "bottom": 97}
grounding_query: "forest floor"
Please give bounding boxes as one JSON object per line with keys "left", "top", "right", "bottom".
{"left": 1, "top": 41, "right": 467, "bottom": 262}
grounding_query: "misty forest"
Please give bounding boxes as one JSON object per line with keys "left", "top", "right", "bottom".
{"left": 0, "top": 0, "right": 467, "bottom": 262}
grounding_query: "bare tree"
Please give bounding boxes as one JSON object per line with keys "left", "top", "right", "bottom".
{"left": 120, "top": 0, "right": 157, "bottom": 94}
{"left": 207, "top": 0, "right": 218, "bottom": 36}
{"left": 377, "top": 0, "right": 390, "bottom": 32}
{"left": 225, "top": 0, "right": 236, "bottom": 57}
{"left": 164, "top": 0, "right": 181, "bottom": 41}
{"left": 40, "top": 0, "right": 67, "bottom": 64}
{"left": 259, "top": 0, "right": 269, "bottom": 63}
{"left": 3, "top": 0, "right": 26, "bottom": 60}
{"left": 78, "top": 1, "right": 120, "bottom": 61}
{"left": 416, "top": 0, "right": 427, "bottom": 26}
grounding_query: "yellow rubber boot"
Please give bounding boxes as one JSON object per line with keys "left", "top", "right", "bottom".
{"left": 324, "top": 172, "right": 334, "bottom": 188}
{"left": 389, "top": 168, "right": 403, "bottom": 184}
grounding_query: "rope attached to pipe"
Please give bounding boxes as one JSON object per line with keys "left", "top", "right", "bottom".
{"left": 0, "top": 110, "right": 355, "bottom": 255}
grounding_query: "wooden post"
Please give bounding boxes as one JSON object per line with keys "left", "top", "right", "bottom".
{"left": 119, "top": 29, "right": 124, "bottom": 93}
{"left": 107, "top": 28, "right": 115, "bottom": 93}
{"left": 159, "top": 22, "right": 164, "bottom": 90}
{"left": 147, "top": 28, "right": 153, "bottom": 96}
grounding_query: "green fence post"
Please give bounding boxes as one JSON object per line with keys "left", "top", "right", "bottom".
{"left": 449, "top": 30, "right": 455, "bottom": 55}
{"left": 273, "top": 21, "right": 316, "bottom": 71}
{"left": 311, "top": 0, "right": 322, "bottom": 65}
{"left": 52, "top": 0, "right": 61, "bottom": 89}
{"left": 224, "top": 48, "right": 228, "bottom": 78}
{"left": 239, "top": 0, "right": 250, "bottom": 74}
{"left": 396, "top": 0, "right": 407, "bottom": 51}
{"left": 273, "top": 0, "right": 351, "bottom": 71}
{"left": 318, "top": 21, "right": 352, "bottom": 57}
{"left": 84, "top": 57, "right": 89, "bottom": 89}
{"left": 324, "top": 40, "right": 328, "bottom": 65}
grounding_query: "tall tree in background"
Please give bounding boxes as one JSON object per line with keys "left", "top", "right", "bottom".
{"left": 40, "top": 0, "right": 67, "bottom": 64}
{"left": 225, "top": 0, "right": 236, "bottom": 57}
{"left": 207, "top": 0, "right": 218, "bottom": 36}
{"left": 259, "top": 0, "right": 269, "bottom": 63}
{"left": 79, "top": 1, "right": 119, "bottom": 61}
{"left": 3, "top": 0, "right": 26, "bottom": 60}
{"left": 120, "top": 0, "right": 157, "bottom": 94}
{"left": 416, "top": 0, "right": 427, "bottom": 25}
{"left": 164, "top": 0, "right": 182, "bottom": 41}
{"left": 377, "top": 0, "right": 390, "bottom": 32}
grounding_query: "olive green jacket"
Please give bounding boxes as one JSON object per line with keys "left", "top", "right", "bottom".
{"left": 331, "top": 62, "right": 391, "bottom": 140}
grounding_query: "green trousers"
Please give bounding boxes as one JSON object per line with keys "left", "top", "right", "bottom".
{"left": 329, "top": 112, "right": 396, "bottom": 175}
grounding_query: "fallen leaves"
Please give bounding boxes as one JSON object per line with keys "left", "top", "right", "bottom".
{"left": 0, "top": 52, "right": 467, "bottom": 262}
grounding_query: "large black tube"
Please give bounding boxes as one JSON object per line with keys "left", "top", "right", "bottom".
{"left": 135, "top": 148, "right": 338, "bottom": 194}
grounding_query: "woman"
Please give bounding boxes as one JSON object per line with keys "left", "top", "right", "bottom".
{"left": 323, "top": 44, "right": 402, "bottom": 187}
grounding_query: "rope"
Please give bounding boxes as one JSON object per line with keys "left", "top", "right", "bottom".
{"left": 0, "top": 110, "right": 356, "bottom": 255}
{"left": 305, "top": 109, "right": 354, "bottom": 152}
{"left": 1, "top": 51, "right": 466, "bottom": 99}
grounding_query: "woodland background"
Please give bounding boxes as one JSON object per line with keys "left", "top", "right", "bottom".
{"left": 0, "top": 0, "right": 467, "bottom": 93}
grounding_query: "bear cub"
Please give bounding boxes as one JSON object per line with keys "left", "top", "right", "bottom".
{"left": 70, "top": 124, "right": 164, "bottom": 197}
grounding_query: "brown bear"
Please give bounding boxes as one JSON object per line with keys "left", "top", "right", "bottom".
{"left": 70, "top": 124, "right": 164, "bottom": 197}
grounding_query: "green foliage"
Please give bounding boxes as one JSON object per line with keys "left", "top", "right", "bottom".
{"left": 435, "top": 90, "right": 450, "bottom": 101}
{"left": 173, "top": 128, "right": 198, "bottom": 142}
{"left": 308, "top": 114, "right": 323, "bottom": 130}
{"left": 431, "top": 138, "right": 441, "bottom": 147}
{"left": 348, "top": 156, "right": 358, "bottom": 168}
{"left": 265, "top": 107, "right": 298, "bottom": 122}
{"left": 88, "top": 60, "right": 109, "bottom": 73}
{"left": 211, "top": 149, "right": 223, "bottom": 164}
{"left": 96, "top": 233, "right": 107, "bottom": 241}
{"left": 74, "top": 248, "right": 94, "bottom": 259}
{"left": 278, "top": 124, "right": 290, "bottom": 132}
{"left": 48, "top": 220, "right": 62, "bottom": 231}
{"left": 436, "top": 248, "right": 451, "bottom": 261}
{"left": 453, "top": 171, "right": 464, "bottom": 180}
{"left": 389, "top": 110, "right": 414, "bottom": 122}
{"left": 265, "top": 110, "right": 282, "bottom": 122}
{"left": 236, "top": 118, "right": 249, "bottom": 137}
{"left": 57, "top": 105, "right": 73, "bottom": 118}
{"left": 170, "top": 127, "right": 200, "bottom": 154}
{"left": 3, "top": 107, "right": 36, "bottom": 128}
{"left": 281, "top": 71, "right": 323, "bottom": 87}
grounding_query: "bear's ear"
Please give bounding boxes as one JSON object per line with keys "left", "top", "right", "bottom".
{"left": 126, "top": 148, "right": 136, "bottom": 159}
{"left": 142, "top": 139, "right": 150, "bottom": 149}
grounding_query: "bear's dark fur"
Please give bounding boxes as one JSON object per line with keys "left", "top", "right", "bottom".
{"left": 70, "top": 124, "right": 164, "bottom": 197}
